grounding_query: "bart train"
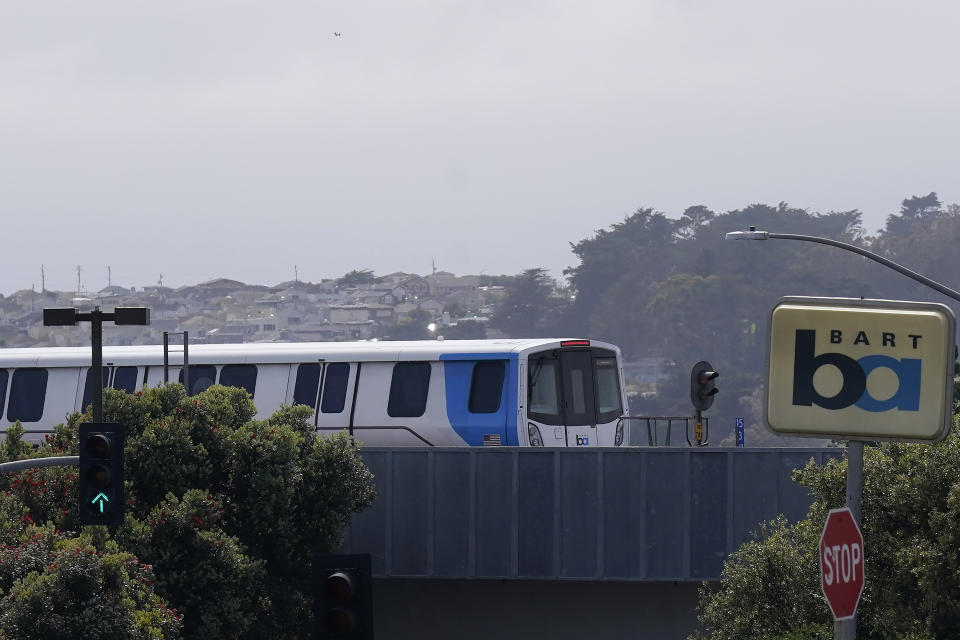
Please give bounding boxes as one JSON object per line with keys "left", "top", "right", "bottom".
{"left": 0, "top": 338, "right": 628, "bottom": 447}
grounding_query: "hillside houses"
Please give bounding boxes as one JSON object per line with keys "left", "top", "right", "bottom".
{"left": 0, "top": 272, "right": 497, "bottom": 348}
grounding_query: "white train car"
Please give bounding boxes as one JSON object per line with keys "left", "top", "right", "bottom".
{"left": 0, "top": 339, "right": 629, "bottom": 447}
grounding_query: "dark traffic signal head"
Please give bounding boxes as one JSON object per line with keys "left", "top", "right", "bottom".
{"left": 691, "top": 361, "right": 719, "bottom": 411}
{"left": 315, "top": 554, "right": 373, "bottom": 640}
{"left": 78, "top": 423, "right": 125, "bottom": 526}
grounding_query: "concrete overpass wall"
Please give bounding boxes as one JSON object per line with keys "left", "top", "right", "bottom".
{"left": 342, "top": 447, "right": 841, "bottom": 638}
{"left": 344, "top": 447, "right": 841, "bottom": 581}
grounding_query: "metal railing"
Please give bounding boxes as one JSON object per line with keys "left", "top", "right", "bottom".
{"left": 617, "top": 415, "right": 709, "bottom": 447}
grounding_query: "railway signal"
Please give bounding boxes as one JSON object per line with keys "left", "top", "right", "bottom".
{"left": 690, "top": 361, "right": 719, "bottom": 411}
{"left": 315, "top": 554, "right": 374, "bottom": 639}
{"left": 78, "top": 423, "right": 125, "bottom": 526}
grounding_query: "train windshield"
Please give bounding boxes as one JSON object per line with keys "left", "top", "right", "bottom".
{"left": 594, "top": 358, "right": 622, "bottom": 423}
{"left": 527, "top": 347, "right": 622, "bottom": 426}
{"left": 529, "top": 359, "right": 561, "bottom": 423}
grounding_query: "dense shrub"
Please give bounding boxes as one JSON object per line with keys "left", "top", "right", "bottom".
{"left": 0, "top": 384, "right": 377, "bottom": 639}
{"left": 0, "top": 526, "right": 182, "bottom": 639}
{"left": 694, "top": 417, "right": 960, "bottom": 639}
{"left": 118, "top": 491, "right": 263, "bottom": 639}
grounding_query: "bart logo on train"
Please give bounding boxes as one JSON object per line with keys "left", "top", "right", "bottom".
{"left": 791, "top": 328, "right": 921, "bottom": 412}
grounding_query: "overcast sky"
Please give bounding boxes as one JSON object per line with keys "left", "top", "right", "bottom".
{"left": 2, "top": 1, "right": 959, "bottom": 294}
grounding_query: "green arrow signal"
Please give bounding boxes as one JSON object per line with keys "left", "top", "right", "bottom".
{"left": 91, "top": 492, "right": 109, "bottom": 513}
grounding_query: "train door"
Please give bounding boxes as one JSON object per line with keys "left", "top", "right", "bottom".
{"left": 526, "top": 353, "right": 564, "bottom": 446}
{"left": 559, "top": 349, "right": 597, "bottom": 447}
{"left": 315, "top": 363, "right": 355, "bottom": 434}
{"left": 291, "top": 362, "right": 356, "bottom": 434}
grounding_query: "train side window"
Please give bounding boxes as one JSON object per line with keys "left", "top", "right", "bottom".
{"left": 82, "top": 367, "right": 110, "bottom": 412}
{"left": 293, "top": 363, "right": 322, "bottom": 408}
{"left": 469, "top": 361, "right": 505, "bottom": 413}
{"left": 388, "top": 362, "right": 431, "bottom": 418}
{"left": 220, "top": 364, "right": 257, "bottom": 397}
{"left": 321, "top": 363, "right": 350, "bottom": 414}
{"left": 179, "top": 365, "right": 216, "bottom": 395}
{"left": 0, "top": 370, "right": 7, "bottom": 420}
{"left": 8, "top": 368, "right": 48, "bottom": 423}
{"left": 113, "top": 367, "right": 138, "bottom": 393}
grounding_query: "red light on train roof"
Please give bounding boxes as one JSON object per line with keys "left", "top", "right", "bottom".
{"left": 560, "top": 340, "right": 591, "bottom": 347}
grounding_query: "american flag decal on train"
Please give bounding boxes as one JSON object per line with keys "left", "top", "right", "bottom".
{"left": 482, "top": 434, "right": 502, "bottom": 446}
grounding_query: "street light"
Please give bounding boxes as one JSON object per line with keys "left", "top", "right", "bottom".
{"left": 725, "top": 227, "right": 960, "bottom": 303}
{"left": 43, "top": 306, "right": 151, "bottom": 421}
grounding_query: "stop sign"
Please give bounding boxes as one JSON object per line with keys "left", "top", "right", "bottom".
{"left": 819, "top": 507, "right": 864, "bottom": 620}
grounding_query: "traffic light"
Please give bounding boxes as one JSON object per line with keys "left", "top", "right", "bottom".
{"left": 78, "top": 423, "right": 125, "bottom": 526}
{"left": 315, "top": 554, "right": 374, "bottom": 640}
{"left": 691, "top": 361, "right": 719, "bottom": 411}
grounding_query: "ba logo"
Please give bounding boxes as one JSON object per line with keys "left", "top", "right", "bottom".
{"left": 792, "top": 330, "right": 921, "bottom": 412}
{"left": 575, "top": 435, "right": 590, "bottom": 446}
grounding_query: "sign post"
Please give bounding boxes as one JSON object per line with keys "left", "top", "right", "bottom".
{"left": 765, "top": 297, "right": 956, "bottom": 639}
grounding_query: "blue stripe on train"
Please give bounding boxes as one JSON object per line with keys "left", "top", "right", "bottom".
{"left": 439, "top": 353, "right": 519, "bottom": 446}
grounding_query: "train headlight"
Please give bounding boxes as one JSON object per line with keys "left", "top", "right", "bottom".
{"left": 527, "top": 423, "right": 544, "bottom": 447}
{"left": 614, "top": 421, "right": 624, "bottom": 446}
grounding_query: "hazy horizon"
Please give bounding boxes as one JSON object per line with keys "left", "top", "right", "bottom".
{"left": 4, "top": 1, "right": 959, "bottom": 294}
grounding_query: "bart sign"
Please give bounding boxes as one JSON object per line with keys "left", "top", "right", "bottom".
{"left": 767, "top": 297, "right": 955, "bottom": 442}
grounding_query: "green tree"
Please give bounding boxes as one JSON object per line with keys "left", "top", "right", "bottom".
{"left": 692, "top": 516, "right": 828, "bottom": 640}
{"left": 336, "top": 269, "right": 378, "bottom": 287}
{"left": 677, "top": 205, "right": 716, "bottom": 239}
{"left": 491, "top": 268, "right": 566, "bottom": 337}
{"left": 478, "top": 274, "right": 517, "bottom": 287}
{"left": 0, "top": 526, "right": 182, "bottom": 640}
{"left": 560, "top": 200, "right": 877, "bottom": 432}
{"left": 0, "top": 385, "right": 377, "bottom": 639}
{"left": 443, "top": 320, "right": 488, "bottom": 339}
{"left": 564, "top": 208, "right": 680, "bottom": 341}
{"left": 900, "top": 192, "right": 942, "bottom": 219}
{"left": 443, "top": 302, "right": 468, "bottom": 319}
{"left": 693, "top": 421, "right": 960, "bottom": 639}
{"left": 119, "top": 491, "right": 263, "bottom": 640}
{"left": 388, "top": 307, "right": 433, "bottom": 340}
{"left": 870, "top": 196, "right": 960, "bottom": 324}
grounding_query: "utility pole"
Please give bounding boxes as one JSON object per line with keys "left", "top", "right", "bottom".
{"left": 107, "top": 266, "right": 111, "bottom": 288}
{"left": 41, "top": 264, "right": 45, "bottom": 292}
{"left": 77, "top": 265, "right": 82, "bottom": 294}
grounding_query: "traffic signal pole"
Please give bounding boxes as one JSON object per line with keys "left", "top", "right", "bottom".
{"left": 43, "top": 306, "right": 150, "bottom": 527}
{"left": 91, "top": 309, "right": 103, "bottom": 422}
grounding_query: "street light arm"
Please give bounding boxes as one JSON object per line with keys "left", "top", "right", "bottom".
{"left": 730, "top": 230, "right": 960, "bottom": 305}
